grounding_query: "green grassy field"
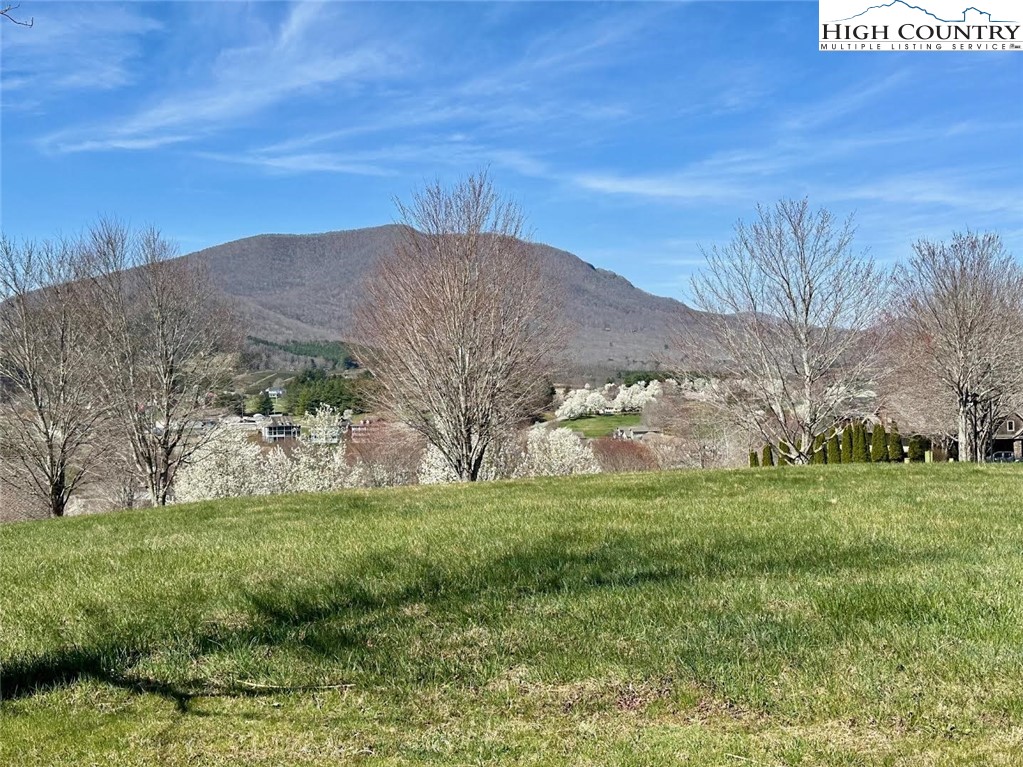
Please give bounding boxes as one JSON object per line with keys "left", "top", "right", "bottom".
{"left": 234, "top": 369, "right": 296, "bottom": 396}
{"left": 561, "top": 412, "right": 642, "bottom": 437}
{"left": 2, "top": 465, "right": 1023, "bottom": 765}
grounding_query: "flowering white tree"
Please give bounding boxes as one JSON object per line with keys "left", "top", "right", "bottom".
{"left": 418, "top": 443, "right": 460, "bottom": 485}
{"left": 513, "top": 426, "right": 600, "bottom": 478}
{"left": 174, "top": 421, "right": 361, "bottom": 503}
{"left": 291, "top": 441, "right": 362, "bottom": 493}
{"left": 556, "top": 387, "right": 610, "bottom": 420}
{"left": 261, "top": 446, "right": 297, "bottom": 495}
{"left": 174, "top": 429, "right": 265, "bottom": 503}
{"left": 612, "top": 380, "right": 663, "bottom": 413}
{"left": 420, "top": 425, "right": 598, "bottom": 483}
{"left": 303, "top": 404, "right": 346, "bottom": 445}
{"left": 555, "top": 381, "right": 663, "bottom": 420}
{"left": 418, "top": 432, "right": 520, "bottom": 484}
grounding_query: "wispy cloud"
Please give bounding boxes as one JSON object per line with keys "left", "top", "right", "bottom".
{"left": 195, "top": 149, "right": 396, "bottom": 178}
{"left": 559, "top": 105, "right": 1022, "bottom": 216}
{"left": 35, "top": 2, "right": 646, "bottom": 160}
{"left": 38, "top": 3, "right": 404, "bottom": 153}
{"left": 1, "top": 5, "right": 162, "bottom": 105}
{"left": 195, "top": 138, "right": 557, "bottom": 181}
{"left": 832, "top": 171, "right": 1023, "bottom": 218}
{"left": 570, "top": 171, "right": 758, "bottom": 204}
{"left": 149, "top": 6, "right": 658, "bottom": 179}
{"left": 780, "top": 68, "right": 912, "bottom": 132}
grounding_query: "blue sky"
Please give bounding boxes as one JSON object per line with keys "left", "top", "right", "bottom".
{"left": 1, "top": 0, "right": 1020, "bottom": 300}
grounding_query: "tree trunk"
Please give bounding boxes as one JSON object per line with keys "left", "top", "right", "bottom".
{"left": 49, "top": 475, "right": 66, "bottom": 518}
{"left": 145, "top": 467, "right": 171, "bottom": 506}
{"left": 958, "top": 400, "right": 972, "bottom": 463}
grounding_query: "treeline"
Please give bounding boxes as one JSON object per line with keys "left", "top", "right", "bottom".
{"left": 751, "top": 421, "right": 931, "bottom": 467}
{"left": 282, "top": 369, "right": 369, "bottom": 416}
{"left": 0, "top": 221, "right": 237, "bottom": 512}
{"left": 615, "top": 370, "right": 672, "bottom": 387}
{"left": 244, "top": 336, "right": 358, "bottom": 370}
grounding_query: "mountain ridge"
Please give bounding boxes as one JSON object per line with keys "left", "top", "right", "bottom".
{"left": 184, "top": 224, "right": 700, "bottom": 374}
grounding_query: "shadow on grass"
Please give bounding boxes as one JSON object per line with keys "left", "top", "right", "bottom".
{"left": 0, "top": 645, "right": 196, "bottom": 712}
{"left": 1, "top": 531, "right": 946, "bottom": 705}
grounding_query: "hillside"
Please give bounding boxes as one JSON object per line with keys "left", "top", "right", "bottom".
{"left": 3, "top": 465, "right": 1023, "bottom": 765}
{"left": 185, "top": 225, "right": 700, "bottom": 374}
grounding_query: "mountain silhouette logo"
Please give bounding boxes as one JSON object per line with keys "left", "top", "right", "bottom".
{"left": 830, "top": 1, "right": 1016, "bottom": 23}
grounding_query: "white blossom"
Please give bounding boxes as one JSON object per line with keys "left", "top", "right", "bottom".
{"left": 513, "top": 426, "right": 600, "bottom": 478}
{"left": 173, "top": 423, "right": 360, "bottom": 502}
{"left": 418, "top": 443, "right": 459, "bottom": 485}
{"left": 555, "top": 388, "right": 611, "bottom": 420}
{"left": 174, "top": 428, "right": 266, "bottom": 503}
{"left": 291, "top": 441, "right": 362, "bottom": 493}
{"left": 260, "top": 446, "right": 297, "bottom": 495}
{"left": 555, "top": 380, "right": 663, "bottom": 420}
{"left": 303, "top": 404, "right": 345, "bottom": 445}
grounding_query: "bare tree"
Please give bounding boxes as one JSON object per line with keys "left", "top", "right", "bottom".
{"left": 894, "top": 232, "right": 1023, "bottom": 463}
{"left": 687, "top": 199, "right": 889, "bottom": 464}
{"left": 873, "top": 323, "right": 956, "bottom": 453}
{"left": 355, "top": 172, "right": 565, "bottom": 481}
{"left": 0, "top": 236, "right": 106, "bottom": 517}
{"left": 83, "top": 220, "right": 239, "bottom": 506}
{"left": 1, "top": 3, "right": 33, "bottom": 26}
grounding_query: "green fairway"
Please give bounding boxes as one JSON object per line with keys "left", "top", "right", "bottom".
{"left": 561, "top": 412, "right": 642, "bottom": 437}
{"left": 2, "top": 465, "right": 1023, "bottom": 765}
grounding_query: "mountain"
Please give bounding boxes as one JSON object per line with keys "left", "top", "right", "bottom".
{"left": 833, "top": 1, "right": 1012, "bottom": 23}
{"left": 185, "top": 225, "right": 701, "bottom": 374}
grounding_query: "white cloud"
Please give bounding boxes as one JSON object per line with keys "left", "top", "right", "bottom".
{"left": 1, "top": 4, "right": 162, "bottom": 102}
{"left": 194, "top": 139, "right": 555, "bottom": 181}
{"left": 195, "top": 150, "right": 396, "bottom": 178}
{"left": 38, "top": 3, "right": 404, "bottom": 153}
{"left": 832, "top": 172, "right": 1023, "bottom": 217}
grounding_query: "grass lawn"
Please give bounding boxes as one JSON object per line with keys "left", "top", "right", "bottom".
{"left": 561, "top": 412, "right": 642, "bottom": 437}
{"left": 2, "top": 465, "right": 1023, "bottom": 765}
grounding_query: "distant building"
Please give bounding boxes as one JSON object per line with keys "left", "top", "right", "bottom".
{"left": 259, "top": 414, "right": 301, "bottom": 443}
{"left": 613, "top": 426, "right": 662, "bottom": 441}
{"left": 267, "top": 387, "right": 286, "bottom": 400}
{"left": 306, "top": 424, "right": 345, "bottom": 445}
{"left": 992, "top": 412, "right": 1023, "bottom": 460}
{"left": 350, "top": 418, "right": 384, "bottom": 444}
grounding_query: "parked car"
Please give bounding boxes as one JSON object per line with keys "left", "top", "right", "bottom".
{"left": 990, "top": 452, "right": 1019, "bottom": 463}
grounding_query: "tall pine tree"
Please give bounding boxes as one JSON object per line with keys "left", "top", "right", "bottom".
{"left": 888, "top": 421, "right": 903, "bottom": 463}
{"left": 749, "top": 450, "right": 759, "bottom": 467}
{"left": 908, "top": 436, "right": 926, "bottom": 462}
{"left": 871, "top": 422, "right": 889, "bottom": 462}
{"left": 842, "top": 423, "right": 854, "bottom": 464}
{"left": 812, "top": 434, "right": 827, "bottom": 464}
{"left": 827, "top": 432, "right": 841, "bottom": 464}
{"left": 853, "top": 422, "right": 870, "bottom": 463}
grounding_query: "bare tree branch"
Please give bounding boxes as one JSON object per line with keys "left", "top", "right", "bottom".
{"left": 355, "top": 171, "right": 566, "bottom": 481}
{"left": 893, "top": 232, "right": 1023, "bottom": 463}
{"left": 684, "top": 199, "right": 891, "bottom": 464}
{"left": 80, "top": 219, "right": 241, "bottom": 506}
{"left": 0, "top": 236, "right": 107, "bottom": 517}
{"left": 1, "top": 3, "right": 33, "bottom": 26}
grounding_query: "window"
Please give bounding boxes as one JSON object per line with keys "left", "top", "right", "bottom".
{"left": 1008, "top": 420, "right": 1016, "bottom": 433}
